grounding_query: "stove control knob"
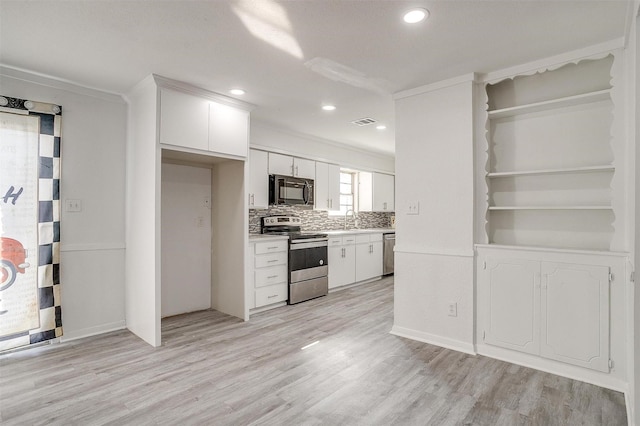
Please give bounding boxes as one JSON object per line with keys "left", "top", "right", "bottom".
{"left": 319, "top": 260, "right": 324, "bottom": 265}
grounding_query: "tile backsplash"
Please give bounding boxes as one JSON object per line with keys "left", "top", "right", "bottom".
{"left": 249, "top": 206, "right": 394, "bottom": 234}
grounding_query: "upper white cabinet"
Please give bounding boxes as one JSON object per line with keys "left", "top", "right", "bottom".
{"left": 268, "top": 153, "right": 315, "bottom": 179}
{"left": 160, "top": 88, "right": 210, "bottom": 151}
{"left": 483, "top": 55, "right": 616, "bottom": 250}
{"left": 248, "top": 149, "right": 269, "bottom": 209}
{"left": 315, "top": 162, "right": 340, "bottom": 211}
{"left": 359, "top": 172, "right": 395, "bottom": 212}
{"left": 209, "top": 102, "right": 249, "bottom": 158}
{"left": 159, "top": 87, "right": 249, "bottom": 158}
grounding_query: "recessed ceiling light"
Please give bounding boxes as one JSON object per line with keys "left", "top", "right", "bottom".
{"left": 376, "top": 125, "right": 387, "bottom": 130}
{"left": 322, "top": 105, "right": 336, "bottom": 111}
{"left": 230, "top": 88, "right": 245, "bottom": 95}
{"left": 403, "top": 8, "right": 429, "bottom": 24}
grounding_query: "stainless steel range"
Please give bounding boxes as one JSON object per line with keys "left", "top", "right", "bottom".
{"left": 261, "top": 216, "right": 328, "bottom": 304}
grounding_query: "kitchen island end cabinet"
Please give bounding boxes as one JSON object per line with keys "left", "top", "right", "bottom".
{"left": 248, "top": 237, "right": 289, "bottom": 313}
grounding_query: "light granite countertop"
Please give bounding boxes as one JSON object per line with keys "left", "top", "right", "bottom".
{"left": 248, "top": 234, "right": 289, "bottom": 242}
{"left": 322, "top": 228, "right": 395, "bottom": 236}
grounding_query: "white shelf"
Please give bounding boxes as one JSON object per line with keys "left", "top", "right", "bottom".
{"left": 488, "top": 89, "right": 611, "bottom": 119}
{"left": 487, "top": 165, "right": 614, "bottom": 178}
{"left": 489, "top": 206, "right": 613, "bottom": 211}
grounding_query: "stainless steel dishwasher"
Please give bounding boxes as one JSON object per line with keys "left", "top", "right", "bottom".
{"left": 383, "top": 232, "right": 395, "bottom": 275}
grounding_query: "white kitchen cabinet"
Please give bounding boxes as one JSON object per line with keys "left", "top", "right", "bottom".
{"left": 249, "top": 238, "right": 289, "bottom": 311}
{"left": 209, "top": 102, "right": 249, "bottom": 157}
{"left": 355, "top": 233, "right": 383, "bottom": 282}
{"left": 540, "top": 262, "right": 610, "bottom": 372}
{"left": 248, "top": 149, "right": 269, "bottom": 209}
{"left": 478, "top": 250, "right": 611, "bottom": 373}
{"left": 159, "top": 87, "right": 249, "bottom": 158}
{"left": 483, "top": 258, "right": 540, "bottom": 355}
{"left": 160, "top": 87, "right": 210, "bottom": 151}
{"left": 328, "top": 235, "right": 356, "bottom": 289}
{"left": 359, "top": 172, "right": 395, "bottom": 212}
{"left": 268, "top": 153, "right": 315, "bottom": 179}
{"left": 372, "top": 173, "right": 395, "bottom": 212}
{"left": 315, "top": 162, "right": 340, "bottom": 211}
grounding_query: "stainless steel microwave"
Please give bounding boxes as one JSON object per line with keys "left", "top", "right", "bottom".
{"left": 269, "top": 174, "right": 314, "bottom": 206}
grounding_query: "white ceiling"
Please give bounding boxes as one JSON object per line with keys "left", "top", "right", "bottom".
{"left": 0, "top": 0, "right": 633, "bottom": 156}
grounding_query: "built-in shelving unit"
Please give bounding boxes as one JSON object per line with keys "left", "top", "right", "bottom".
{"left": 484, "top": 55, "right": 615, "bottom": 251}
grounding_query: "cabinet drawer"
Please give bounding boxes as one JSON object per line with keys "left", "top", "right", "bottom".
{"left": 255, "top": 265, "right": 288, "bottom": 288}
{"left": 328, "top": 237, "right": 343, "bottom": 246}
{"left": 255, "top": 251, "right": 287, "bottom": 268}
{"left": 342, "top": 235, "right": 356, "bottom": 245}
{"left": 369, "top": 233, "right": 383, "bottom": 242}
{"left": 255, "top": 283, "right": 288, "bottom": 307}
{"left": 255, "top": 240, "right": 288, "bottom": 254}
{"left": 355, "top": 234, "right": 371, "bottom": 244}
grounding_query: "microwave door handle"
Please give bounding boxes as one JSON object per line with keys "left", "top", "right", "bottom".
{"left": 303, "top": 182, "right": 309, "bottom": 205}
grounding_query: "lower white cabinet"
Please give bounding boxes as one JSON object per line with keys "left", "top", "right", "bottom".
{"left": 479, "top": 250, "right": 611, "bottom": 372}
{"left": 355, "top": 234, "right": 383, "bottom": 282}
{"left": 328, "top": 236, "right": 356, "bottom": 289}
{"left": 249, "top": 239, "right": 289, "bottom": 310}
{"left": 327, "top": 232, "right": 384, "bottom": 289}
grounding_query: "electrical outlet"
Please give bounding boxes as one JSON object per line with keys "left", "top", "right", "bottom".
{"left": 203, "top": 196, "right": 211, "bottom": 208}
{"left": 195, "top": 216, "right": 204, "bottom": 228}
{"left": 448, "top": 302, "right": 457, "bottom": 317}
{"left": 407, "top": 201, "right": 420, "bottom": 215}
{"left": 65, "top": 199, "right": 82, "bottom": 212}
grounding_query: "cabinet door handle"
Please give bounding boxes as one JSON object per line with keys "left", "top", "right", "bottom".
{"left": 267, "top": 275, "right": 278, "bottom": 279}
{"left": 295, "top": 165, "right": 299, "bottom": 176}
{"left": 267, "top": 294, "right": 278, "bottom": 299}
{"left": 267, "top": 260, "right": 278, "bottom": 263}
{"left": 251, "top": 194, "right": 255, "bottom": 205}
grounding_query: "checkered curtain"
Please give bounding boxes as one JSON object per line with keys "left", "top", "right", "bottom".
{"left": 0, "top": 96, "right": 62, "bottom": 351}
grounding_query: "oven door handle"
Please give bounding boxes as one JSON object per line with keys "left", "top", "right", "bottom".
{"left": 289, "top": 239, "right": 328, "bottom": 249}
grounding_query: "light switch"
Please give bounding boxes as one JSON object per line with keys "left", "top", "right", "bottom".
{"left": 65, "top": 199, "right": 82, "bottom": 212}
{"left": 407, "top": 201, "right": 420, "bottom": 215}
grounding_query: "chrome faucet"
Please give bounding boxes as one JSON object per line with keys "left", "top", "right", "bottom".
{"left": 344, "top": 209, "right": 355, "bottom": 229}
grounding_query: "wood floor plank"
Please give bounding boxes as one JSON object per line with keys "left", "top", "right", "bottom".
{"left": 0, "top": 276, "right": 627, "bottom": 425}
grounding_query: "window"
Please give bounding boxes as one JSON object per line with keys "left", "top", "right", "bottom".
{"left": 339, "top": 172, "right": 354, "bottom": 214}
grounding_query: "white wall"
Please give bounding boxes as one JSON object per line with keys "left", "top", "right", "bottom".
{"left": 161, "top": 162, "right": 212, "bottom": 318}
{"left": 211, "top": 159, "right": 247, "bottom": 320}
{"left": 0, "top": 67, "right": 127, "bottom": 340}
{"left": 125, "top": 76, "right": 161, "bottom": 347}
{"left": 251, "top": 121, "right": 395, "bottom": 174}
{"left": 634, "top": 6, "right": 640, "bottom": 426}
{"left": 391, "top": 76, "right": 476, "bottom": 354}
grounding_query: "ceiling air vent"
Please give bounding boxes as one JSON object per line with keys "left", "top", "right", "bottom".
{"left": 351, "top": 117, "right": 377, "bottom": 126}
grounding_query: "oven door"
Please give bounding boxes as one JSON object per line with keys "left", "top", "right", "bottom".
{"left": 288, "top": 238, "right": 328, "bottom": 283}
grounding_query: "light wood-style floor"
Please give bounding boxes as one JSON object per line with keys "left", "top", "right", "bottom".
{"left": 0, "top": 277, "right": 627, "bottom": 425}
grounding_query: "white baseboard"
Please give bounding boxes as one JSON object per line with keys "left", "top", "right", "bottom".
{"left": 60, "top": 321, "right": 126, "bottom": 342}
{"left": 476, "top": 343, "right": 628, "bottom": 394}
{"left": 390, "top": 325, "right": 476, "bottom": 355}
